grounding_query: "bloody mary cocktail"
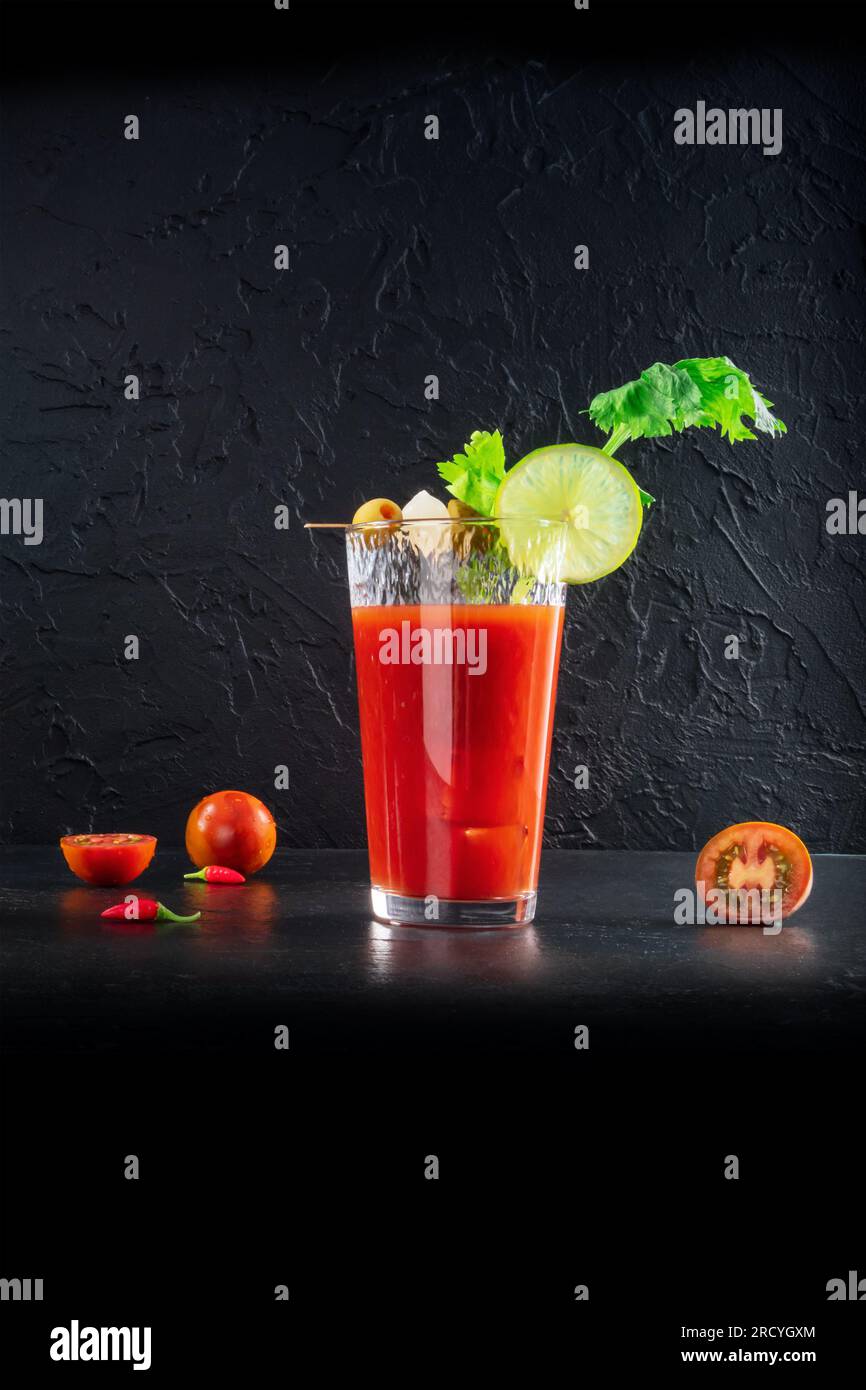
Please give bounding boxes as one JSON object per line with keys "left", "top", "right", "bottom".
{"left": 353, "top": 603, "right": 564, "bottom": 907}
{"left": 344, "top": 514, "right": 568, "bottom": 926}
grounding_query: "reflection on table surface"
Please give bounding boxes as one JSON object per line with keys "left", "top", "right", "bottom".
{"left": 366, "top": 920, "right": 542, "bottom": 983}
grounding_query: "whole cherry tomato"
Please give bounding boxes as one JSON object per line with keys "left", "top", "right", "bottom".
{"left": 185, "top": 791, "right": 276, "bottom": 875}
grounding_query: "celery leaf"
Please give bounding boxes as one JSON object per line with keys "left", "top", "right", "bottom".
{"left": 436, "top": 429, "right": 506, "bottom": 516}
{"left": 587, "top": 356, "right": 785, "bottom": 448}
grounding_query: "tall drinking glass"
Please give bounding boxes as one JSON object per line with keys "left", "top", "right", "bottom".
{"left": 344, "top": 517, "right": 567, "bottom": 928}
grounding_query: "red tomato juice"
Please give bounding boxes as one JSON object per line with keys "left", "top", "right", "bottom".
{"left": 351, "top": 603, "right": 565, "bottom": 900}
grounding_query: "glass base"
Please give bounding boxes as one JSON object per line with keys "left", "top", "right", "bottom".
{"left": 370, "top": 886, "right": 537, "bottom": 929}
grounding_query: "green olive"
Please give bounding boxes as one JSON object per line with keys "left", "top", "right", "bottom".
{"left": 447, "top": 498, "right": 478, "bottom": 520}
{"left": 447, "top": 497, "right": 495, "bottom": 555}
{"left": 352, "top": 497, "right": 403, "bottom": 525}
{"left": 351, "top": 497, "right": 402, "bottom": 550}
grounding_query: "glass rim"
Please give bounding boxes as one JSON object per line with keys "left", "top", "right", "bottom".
{"left": 306, "top": 516, "right": 569, "bottom": 533}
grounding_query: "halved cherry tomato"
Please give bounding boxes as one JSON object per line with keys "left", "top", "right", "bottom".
{"left": 696, "top": 821, "right": 813, "bottom": 923}
{"left": 185, "top": 790, "right": 276, "bottom": 875}
{"left": 60, "top": 833, "right": 157, "bottom": 886}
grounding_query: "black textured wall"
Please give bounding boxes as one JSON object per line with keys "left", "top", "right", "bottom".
{"left": 2, "top": 3, "right": 864, "bottom": 851}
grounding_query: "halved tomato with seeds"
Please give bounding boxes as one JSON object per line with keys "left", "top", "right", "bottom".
{"left": 696, "top": 821, "right": 813, "bottom": 923}
{"left": 60, "top": 833, "right": 157, "bottom": 886}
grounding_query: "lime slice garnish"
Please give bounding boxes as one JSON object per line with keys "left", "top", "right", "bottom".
{"left": 495, "top": 443, "right": 643, "bottom": 584}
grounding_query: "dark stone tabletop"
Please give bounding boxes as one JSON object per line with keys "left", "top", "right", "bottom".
{"left": 2, "top": 847, "right": 863, "bottom": 1058}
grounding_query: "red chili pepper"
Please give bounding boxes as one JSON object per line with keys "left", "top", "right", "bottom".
{"left": 100, "top": 897, "right": 201, "bottom": 923}
{"left": 184, "top": 865, "right": 246, "bottom": 884}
